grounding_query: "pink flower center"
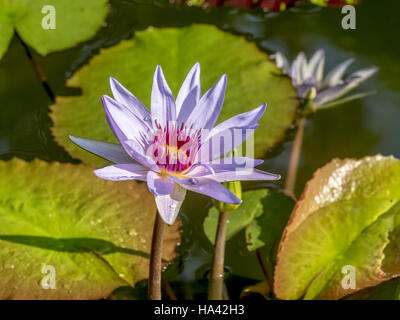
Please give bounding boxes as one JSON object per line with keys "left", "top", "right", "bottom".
{"left": 151, "top": 122, "right": 201, "bottom": 174}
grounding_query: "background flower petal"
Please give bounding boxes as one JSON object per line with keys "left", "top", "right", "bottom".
{"left": 307, "top": 49, "right": 325, "bottom": 86}
{"left": 322, "top": 58, "right": 354, "bottom": 87}
{"left": 314, "top": 66, "right": 378, "bottom": 107}
{"left": 271, "top": 52, "right": 290, "bottom": 75}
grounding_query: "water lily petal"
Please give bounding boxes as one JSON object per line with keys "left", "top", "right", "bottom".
{"left": 204, "top": 168, "right": 281, "bottom": 182}
{"left": 176, "top": 86, "right": 201, "bottom": 125}
{"left": 124, "top": 140, "right": 160, "bottom": 172}
{"left": 187, "top": 157, "right": 263, "bottom": 176}
{"left": 106, "top": 110, "right": 150, "bottom": 164}
{"left": 307, "top": 49, "right": 325, "bottom": 86}
{"left": 69, "top": 135, "right": 135, "bottom": 164}
{"left": 271, "top": 52, "right": 290, "bottom": 75}
{"left": 322, "top": 58, "right": 354, "bottom": 87}
{"left": 171, "top": 176, "right": 241, "bottom": 204}
{"left": 155, "top": 184, "right": 186, "bottom": 225}
{"left": 106, "top": 114, "right": 147, "bottom": 157}
{"left": 102, "top": 95, "right": 150, "bottom": 142}
{"left": 318, "top": 91, "right": 376, "bottom": 110}
{"left": 207, "top": 104, "right": 266, "bottom": 138}
{"left": 290, "top": 52, "right": 307, "bottom": 87}
{"left": 147, "top": 171, "right": 175, "bottom": 196}
{"left": 196, "top": 125, "right": 258, "bottom": 163}
{"left": 109, "top": 77, "right": 152, "bottom": 126}
{"left": 349, "top": 66, "right": 379, "bottom": 83}
{"left": 176, "top": 62, "right": 201, "bottom": 116}
{"left": 314, "top": 66, "right": 378, "bottom": 107}
{"left": 208, "top": 157, "right": 264, "bottom": 171}
{"left": 94, "top": 164, "right": 148, "bottom": 181}
{"left": 151, "top": 65, "right": 176, "bottom": 128}
{"left": 185, "top": 74, "right": 227, "bottom": 130}
{"left": 296, "top": 82, "right": 315, "bottom": 99}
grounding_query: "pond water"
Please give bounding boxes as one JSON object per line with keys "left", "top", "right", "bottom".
{"left": 0, "top": 0, "right": 399, "bottom": 298}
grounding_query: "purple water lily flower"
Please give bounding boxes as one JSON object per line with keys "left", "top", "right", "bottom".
{"left": 70, "top": 63, "right": 280, "bottom": 224}
{"left": 271, "top": 50, "right": 378, "bottom": 110}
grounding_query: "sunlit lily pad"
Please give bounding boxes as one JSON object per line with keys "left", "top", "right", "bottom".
{"left": 274, "top": 155, "right": 400, "bottom": 300}
{"left": 0, "top": 158, "right": 180, "bottom": 299}
{"left": 50, "top": 24, "right": 298, "bottom": 167}
{"left": 0, "top": 0, "right": 108, "bottom": 59}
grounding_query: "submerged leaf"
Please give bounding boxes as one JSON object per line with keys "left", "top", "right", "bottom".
{"left": 0, "top": 159, "right": 180, "bottom": 299}
{"left": 50, "top": 25, "right": 298, "bottom": 167}
{"left": 0, "top": 0, "right": 108, "bottom": 59}
{"left": 274, "top": 155, "right": 400, "bottom": 300}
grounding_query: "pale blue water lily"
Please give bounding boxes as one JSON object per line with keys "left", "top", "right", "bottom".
{"left": 271, "top": 50, "right": 378, "bottom": 110}
{"left": 70, "top": 63, "right": 280, "bottom": 225}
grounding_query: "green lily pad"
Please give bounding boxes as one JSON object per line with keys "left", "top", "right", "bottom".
{"left": 50, "top": 24, "right": 298, "bottom": 167}
{"left": 0, "top": 17, "right": 13, "bottom": 58}
{"left": 204, "top": 189, "right": 268, "bottom": 244}
{"left": 204, "top": 189, "right": 293, "bottom": 250}
{"left": 0, "top": 158, "right": 180, "bottom": 299}
{"left": 204, "top": 188, "right": 293, "bottom": 282}
{"left": 0, "top": 0, "right": 108, "bottom": 59}
{"left": 245, "top": 191, "right": 294, "bottom": 252}
{"left": 274, "top": 155, "right": 400, "bottom": 300}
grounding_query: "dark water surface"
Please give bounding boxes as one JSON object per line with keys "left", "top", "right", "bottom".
{"left": 0, "top": 0, "right": 399, "bottom": 297}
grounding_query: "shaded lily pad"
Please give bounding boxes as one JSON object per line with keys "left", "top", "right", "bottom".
{"left": 366, "top": 278, "right": 400, "bottom": 300}
{"left": 240, "top": 281, "right": 271, "bottom": 299}
{"left": 0, "top": 0, "right": 108, "bottom": 59}
{"left": 204, "top": 189, "right": 293, "bottom": 251}
{"left": 245, "top": 191, "right": 294, "bottom": 252}
{"left": 50, "top": 24, "right": 298, "bottom": 167}
{"left": 274, "top": 155, "right": 400, "bottom": 300}
{"left": 0, "top": 158, "right": 180, "bottom": 299}
{"left": 204, "top": 189, "right": 268, "bottom": 244}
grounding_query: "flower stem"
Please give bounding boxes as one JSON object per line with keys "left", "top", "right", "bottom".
{"left": 256, "top": 248, "right": 273, "bottom": 290}
{"left": 162, "top": 278, "right": 177, "bottom": 300}
{"left": 208, "top": 210, "right": 229, "bottom": 300}
{"left": 148, "top": 212, "right": 165, "bottom": 300}
{"left": 285, "top": 118, "right": 305, "bottom": 199}
{"left": 15, "top": 32, "right": 55, "bottom": 103}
